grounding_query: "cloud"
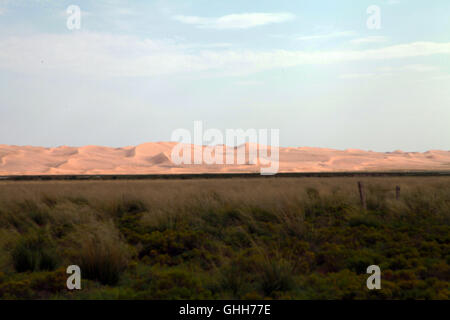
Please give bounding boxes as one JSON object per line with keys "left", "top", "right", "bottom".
{"left": 386, "top": 0, "right": 401, "bottom": 5}
{"left": 350, "top": 36, "right": 388, "bottom": 45}
{"left": 339, "top": 73, "right": 375, "bottom": 79}
{"left": 428, "top": 74, "right": 450, "bottom": 81}
{"left": 234, "top": 80, "right": 264, "bottom": 86}
{"left": 181, "top": 42, "right": 233, "bottom": 49}
{"left": 403, "top": 64, "right": 438, "bottom": 72}
{"left": 379, "top": 64, "right": 438, "bottom": 74}
{"left": 339, "top": 72, "right": 394, "bottom": 80}
{"left": 341, "top": 64, "right": 439, "bottom": 80}
{"left": 111, "top": 7, "right": 136, "bottom": 16}
{"left": 173, "top": 12, "right": 295, "bottom": 29}
{"left": 0, "top": 7, "right": 5, "bottom": 15}
{"left": 1, "top": 33, "right": 450, "bottom": 78}
{"left": 296, "top": 31, "right": 356, "bottom": 41}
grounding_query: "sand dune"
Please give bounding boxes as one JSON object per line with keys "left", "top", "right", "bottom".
{"left": 0, "top": 142, "right": 449, "bottom": 175}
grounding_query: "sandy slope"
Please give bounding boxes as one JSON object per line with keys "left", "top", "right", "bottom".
{"left": 0, "top": 142, "right": 449, "bottom": 175}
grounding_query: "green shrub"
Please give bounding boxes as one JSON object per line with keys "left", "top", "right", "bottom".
{"left": 41, "top": 194, "right": 58, "bottom": 208}
{"left": 11, "top": 234, "right": 59, "bottom": 272}
{"left": 219, "top": 263, "right": 249, "bottom": 298}
{"left": 4, "top": 212, "right": 32, "bottom": 233}
{"left": 201, "top": 208, "right": 245, "bottom": 228}
{"left": 134, "top": 268, "right": 213, "bottom": 299}
{"left": 78, "top": 236, "right": 129, "bottom": 286}
{"left": 29, "top": 210, "right": 50, "bottom": 226}
{"left": 139, "top": 229, "right": 206, "bottom": 259}
{"left": 0, "top": 279, "right": 34, "bottom": 299}
{"left": 0, "top": 268, "right": 67, "bottom": 299}
{"left": 259, "top": 258, "right": 294, "bottom": 297}
{"left": 110, "top": 196, "right": 147, "bottom": 217}
{"left": 250, "top": 208, "right": 279, "bottom": 223}
{"left": 348, "top": 214, "right": 381, "bottom": 228}
{"left": 18, "top": 199, "right": 51, "bottom": 226}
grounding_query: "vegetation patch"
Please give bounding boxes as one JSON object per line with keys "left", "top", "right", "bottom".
{"left": 0, "top": 177, "right": 448, "bottom": 299}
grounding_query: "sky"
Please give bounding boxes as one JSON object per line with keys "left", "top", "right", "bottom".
{"left": 0, "top": 0, "right": 449, "bottom": 151}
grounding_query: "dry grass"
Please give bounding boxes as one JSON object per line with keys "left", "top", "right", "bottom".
{"left": 0, "top": 176, "right": 448, "bottom": 299}
{"left": 1, "top": 176, "right": 448, "bottom": 213}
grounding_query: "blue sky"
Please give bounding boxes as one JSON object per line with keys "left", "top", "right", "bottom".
{"left": 0, "top": 0, "right": 449, "bottom": 151}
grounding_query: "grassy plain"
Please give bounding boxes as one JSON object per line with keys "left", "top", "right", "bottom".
{"left": 0, "top": 176, "right": 448, "bottom": 299}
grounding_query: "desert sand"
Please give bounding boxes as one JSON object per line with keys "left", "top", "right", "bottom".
{"left": 0, "top": 142, "right": 449, "bottom": 175}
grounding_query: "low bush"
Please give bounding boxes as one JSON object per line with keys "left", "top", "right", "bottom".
{"left": 11, "top": 233, "right": 59, "bottom": 273}
{"left": 77, "top": 235, "right": 129, "bottom": 286}
{"left": 0, "top": 177, "right": 448, "bottom": 299}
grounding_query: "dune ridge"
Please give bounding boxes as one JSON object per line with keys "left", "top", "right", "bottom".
{"left": 0, "top": 142, "right": 449, "bottom": 175}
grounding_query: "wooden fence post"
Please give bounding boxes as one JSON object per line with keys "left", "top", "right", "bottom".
{"left": 358, "top": 181, "right": 367, "bottom": 210}
{"left": 395, "top": 186, "right": 401, "bottom": 200}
